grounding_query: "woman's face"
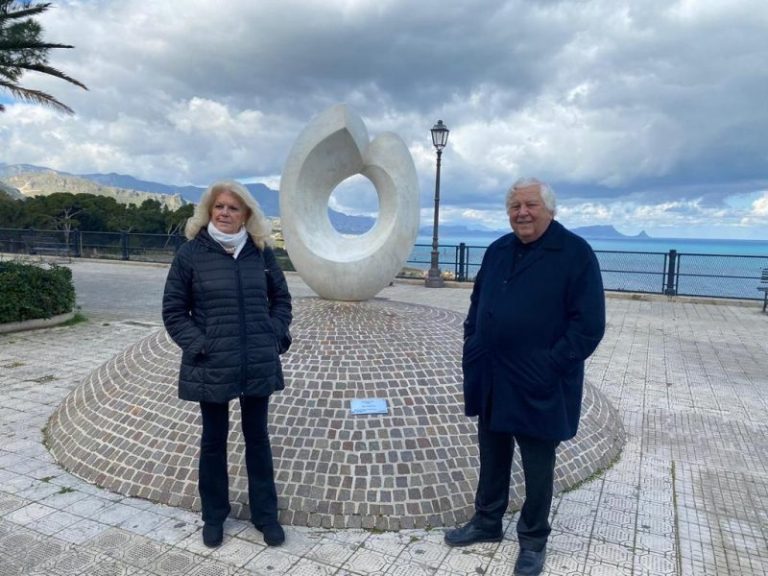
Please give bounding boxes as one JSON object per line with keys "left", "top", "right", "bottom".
{"left": 210, "top": 190, "right": 247, "bottom": 234}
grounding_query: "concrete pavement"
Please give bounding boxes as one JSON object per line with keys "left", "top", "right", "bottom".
{"left": 1, "top": 258, "right": 767, "bottom": 575}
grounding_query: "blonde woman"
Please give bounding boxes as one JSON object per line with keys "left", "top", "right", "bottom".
{"left": 163, "top": 180, "right": 292, "bottom": 548}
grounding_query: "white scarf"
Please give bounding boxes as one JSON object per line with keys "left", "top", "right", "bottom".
{"left": 207, "top": 222, "right": 248, "bottom": 258}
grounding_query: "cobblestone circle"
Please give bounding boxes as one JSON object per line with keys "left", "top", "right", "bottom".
{"left": 47, "top": 297, "right": 624, "bottom": 529}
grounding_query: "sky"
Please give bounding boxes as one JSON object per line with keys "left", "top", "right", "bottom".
{"left": 1, "top": 0, "right": 768, "bottom": 240}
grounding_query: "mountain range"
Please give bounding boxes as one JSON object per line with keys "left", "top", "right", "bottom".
{"left": 0, "top": 163, "right": 649, "bottom": 238}
{"left": 0, "top": 163, "right": 378, "bottom": 233}
{"left": 0, "top": 164, "right": 186, "bottom": 210}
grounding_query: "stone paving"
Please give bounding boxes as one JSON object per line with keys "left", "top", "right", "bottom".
{"left": 1, "top": 258, "right": 767, "bottom": 575}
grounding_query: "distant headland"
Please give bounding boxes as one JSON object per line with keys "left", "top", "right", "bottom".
{"left": 418, "top": 223, "right": 650, "bottom": 240}
{"left": 571, "top": 225, "right": 650, "bottom": 239}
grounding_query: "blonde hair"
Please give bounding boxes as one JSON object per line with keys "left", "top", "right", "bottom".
{"left": 185, "top": 180, "right": 272, "bottom": 250}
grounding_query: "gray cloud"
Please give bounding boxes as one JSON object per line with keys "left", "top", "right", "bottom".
{"left": 1, "top": 0, "right": 767, "bottom": 238}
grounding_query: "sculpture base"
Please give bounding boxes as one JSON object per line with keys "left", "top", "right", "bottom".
{"left": 47, "top": 298, "right": 624, "bottom": 530}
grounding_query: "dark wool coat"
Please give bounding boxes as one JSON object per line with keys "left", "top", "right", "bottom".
{"left": 162, "top": 229, "right": 292, "bottom": 403}
{"left": 462, "top": 220, "right": 605, "bottom": 440}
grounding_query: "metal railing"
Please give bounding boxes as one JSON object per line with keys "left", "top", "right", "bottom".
{"left": 403, "top": 242, "right": 768, "bottom": 301}
{"left": 0, "top": 228, "right": 185, "bottom": 263}
{"left": 1, "top": 228, "right": 766, "bottom": 301}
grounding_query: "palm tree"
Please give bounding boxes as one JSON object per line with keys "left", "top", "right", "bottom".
{"left": 0, "top": 0, "right": 87, "bottom": 114}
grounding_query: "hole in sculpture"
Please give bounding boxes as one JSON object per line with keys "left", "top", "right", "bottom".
{"left": 327, "top": 175, "right": 378, "bottom": 235}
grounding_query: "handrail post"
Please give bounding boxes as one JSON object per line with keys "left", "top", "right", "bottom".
{"left": 457, "top": 242, "right": 466, "bottom": 282}
{"left": 121, "top": 232, "right": 129, "bottom": 261}
{"left": 72, "top": 229, "right": 82, "bottom": 257}
{"left": 664, "top": 249, "right": 678, "bottom": 295}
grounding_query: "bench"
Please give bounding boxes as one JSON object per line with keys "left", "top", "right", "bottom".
{"left": 759, "top": 268, "right": 768, "bottom": 313}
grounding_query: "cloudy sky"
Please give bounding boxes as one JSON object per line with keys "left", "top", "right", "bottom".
{"left": 2, "top": 0, "right": 767, "bottom": 239}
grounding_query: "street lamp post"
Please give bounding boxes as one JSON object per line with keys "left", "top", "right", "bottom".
{"left": 425, "top": 119, "right": 449, "bottom": 288}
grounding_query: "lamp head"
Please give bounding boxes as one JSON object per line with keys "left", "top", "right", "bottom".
{"left": 431, "top": 120, "right": 449, "bottom": 151}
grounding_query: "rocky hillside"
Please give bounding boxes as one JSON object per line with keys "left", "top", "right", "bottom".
{"left": 1, "top": 169, "right": 186, "bottom": 210}
{"left": 0, "top": 181, "right": 24, "bottom": 199}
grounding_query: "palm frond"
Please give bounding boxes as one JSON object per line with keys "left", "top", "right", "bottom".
{"left": 0, "top": 3, "right": 51, "bottom": 22}
{"left": 0, "top": 41, "right": 75, "bottom": 50}
{"left": 0, "top": 77, "right": 75, "bottom": 114}
{"left": 11, "top": 62, "right": 88, "bottom": 89}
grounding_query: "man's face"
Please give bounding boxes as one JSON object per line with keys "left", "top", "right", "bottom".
{"left": 507, "top": 184, "right": 554, "bottom": 244}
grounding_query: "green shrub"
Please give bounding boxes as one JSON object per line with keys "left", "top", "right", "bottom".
{"left": 0, "top": 261, "right": 76, "bottom": 323}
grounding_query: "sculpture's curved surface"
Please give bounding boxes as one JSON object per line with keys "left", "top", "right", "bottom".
{"left": 47, "top": 298, "right": 625, "bottom": 530}
{"left": 280, "top": 104, "right": 419, "bottom": 301}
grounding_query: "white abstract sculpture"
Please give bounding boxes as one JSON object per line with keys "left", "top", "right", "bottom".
{"left": 280, "top": 104, "right": 420, "bottom": 301}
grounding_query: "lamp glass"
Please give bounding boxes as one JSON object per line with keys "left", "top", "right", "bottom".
{"left": 431, "top": 120, "right": 449, "bottom": 150}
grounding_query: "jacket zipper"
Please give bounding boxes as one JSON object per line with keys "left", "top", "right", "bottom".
{"left": 234, "top": 257, "right": 247, "bottom": 394}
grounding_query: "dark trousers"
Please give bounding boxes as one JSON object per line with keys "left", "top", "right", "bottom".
{"left": 198, "top": 395, "right": 277, "bottom": 527}
{"left": 474, "top": 417, "right": 559, "bottom": 551}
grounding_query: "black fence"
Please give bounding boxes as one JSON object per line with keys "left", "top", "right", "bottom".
{"left": 0, "top": 228, "right": 186, "bottom": 263}
{"left": 1, "top": 228, "right": 766, "bottom": 301}
{"left": 404, "top": 243, "right": 768, "bottom": 301}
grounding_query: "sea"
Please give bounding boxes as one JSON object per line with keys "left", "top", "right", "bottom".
{"left": 418, "top": 234, "right": 768, "bottom": 256}
{"left": 412, "top": 234, "right": 768, "bottom": 300}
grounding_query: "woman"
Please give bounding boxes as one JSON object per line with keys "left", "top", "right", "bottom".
{"left": 162, "top": 180, "right": 292, "bottom": 548}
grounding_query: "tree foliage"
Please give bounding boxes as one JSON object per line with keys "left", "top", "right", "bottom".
{"left": 0, "top": 190, "right": 195, "bottom": 235}
{"left": 0, "top": 0, "right": 87, "bottom": 114}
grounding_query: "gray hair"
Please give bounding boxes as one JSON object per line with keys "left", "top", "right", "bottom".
{"left": 505, "top": 177, "right": 557, "bottom": 215}
{"left": 185, "top": 180, "right": 272, "bottom": 250}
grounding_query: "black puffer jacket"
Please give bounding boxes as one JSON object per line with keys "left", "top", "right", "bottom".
{"left": 162, "top": 229, "right": 292, "bottom": 403}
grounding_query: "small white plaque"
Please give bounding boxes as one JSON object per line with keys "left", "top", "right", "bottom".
{"left": 350, "top": 399, "right": 388, "bottom": 415}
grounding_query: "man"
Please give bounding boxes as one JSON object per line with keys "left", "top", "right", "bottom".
{"left": 444, "top": 178, "right": 606, "bottom": 576}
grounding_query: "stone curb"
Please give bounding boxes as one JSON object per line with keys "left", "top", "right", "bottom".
{"left": 0, "top": 310, "right": 76, "bottom": 334}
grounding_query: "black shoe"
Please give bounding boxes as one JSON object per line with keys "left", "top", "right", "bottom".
{"left": 256, "top": 522, "right": 285, "bottom": 546}
{"left": 514, "top": 546, "right": 546, "bottom": 576}
{"left": 444, "top": 521, "right": 502, "bottom": 547}
{"left": 202, "top": 523, "right": 223, "bottom": 548}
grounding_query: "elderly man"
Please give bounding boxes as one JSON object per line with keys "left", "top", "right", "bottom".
{"left": 444, "top": 178, "right": 606, "bottom": 576}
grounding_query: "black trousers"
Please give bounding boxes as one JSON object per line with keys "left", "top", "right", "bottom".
{"left": 473, "top": 417, "right": 559, "bottom": 552}
{"left": 198, "top": 395, "right": 278, "bottom": 527}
